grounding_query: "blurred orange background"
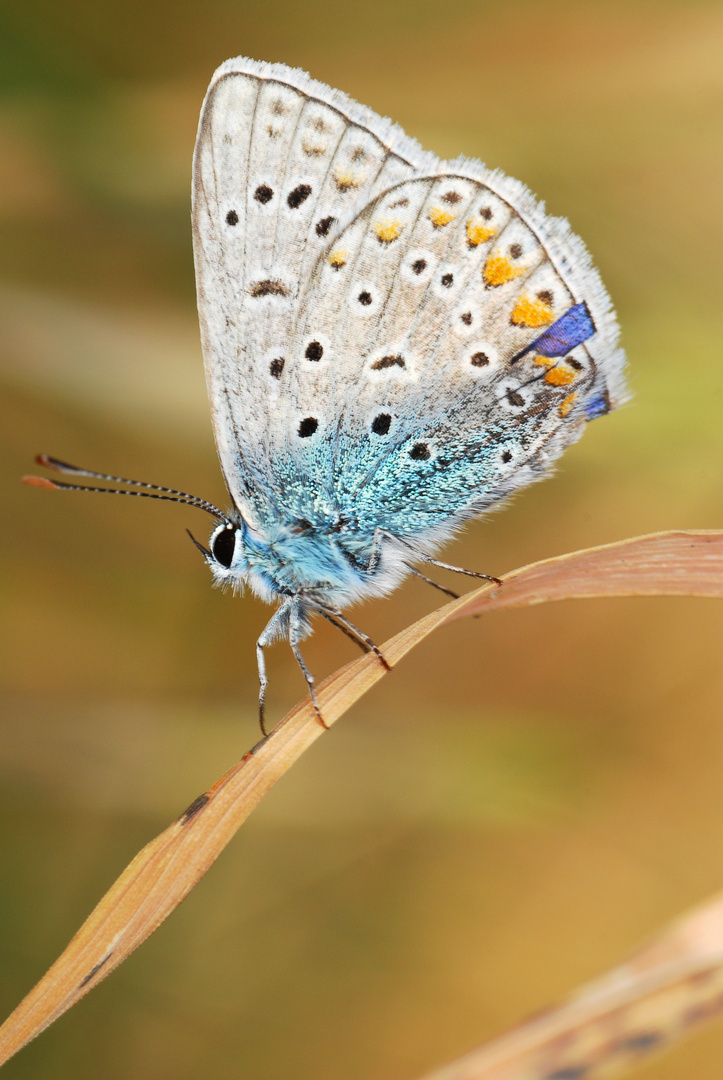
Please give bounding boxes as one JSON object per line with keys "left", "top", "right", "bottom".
{"left": 2, "top": 1, "right": 723, "bottom": 1077}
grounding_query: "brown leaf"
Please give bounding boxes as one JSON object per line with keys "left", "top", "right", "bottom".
{"left": 0, "top": 530, "right": 722, "bottom": 1067}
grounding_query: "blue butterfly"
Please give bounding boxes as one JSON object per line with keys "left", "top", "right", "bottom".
{"left": 28, "top": 59, "right": 626, "bottom": 734}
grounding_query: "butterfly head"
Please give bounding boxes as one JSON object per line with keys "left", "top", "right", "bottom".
{"left": 204, "top": 517, "right": 289, "bottom": 607}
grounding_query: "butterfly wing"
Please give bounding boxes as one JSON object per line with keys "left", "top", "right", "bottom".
{"left": 193, "top": 57, "right": 625, "bottom": 552}
{"left": 281, "top": 169, "right": 625, "bottom": 540}
{"left": 192, "top": 57, "right": 435, "bottom": 524}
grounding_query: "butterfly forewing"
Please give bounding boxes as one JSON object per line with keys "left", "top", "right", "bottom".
{"left": 192, "top": 58, "right": 431, "bottom": 521}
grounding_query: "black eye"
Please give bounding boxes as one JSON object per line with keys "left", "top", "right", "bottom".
{"left": 211, "top": 525, "right": 237, "bottom": 568}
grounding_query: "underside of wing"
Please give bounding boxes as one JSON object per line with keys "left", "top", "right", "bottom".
{"left": 193, "top": 57, "right": 626, "bottom": 547}
{"left": 266, "top": 170, "right": 625, "bottom": 538}
{"left": 192, "top": 57, "right": 435, "bottom": 522}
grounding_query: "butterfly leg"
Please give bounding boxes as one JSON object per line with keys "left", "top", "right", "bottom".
{"left": 314, "top": 605, "right": 390, "bottom": 671}
{"left": 256, "top": 602, "right": 292, "bottom": 737}
{"left": 290, "top": 602, "right": 327, "bottom": 730}
{"left": 382, "top": 531, "right": 502, "bottom": 587}
{"left": 405, "top": 564, "right": 460, "bottom": 600}
{"left": 414, "top": 557, "right": 501, "bottom": 586}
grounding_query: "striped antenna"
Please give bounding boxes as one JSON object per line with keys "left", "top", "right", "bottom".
{"left": 23, "top": 455, "right": 231, "bottom": 523}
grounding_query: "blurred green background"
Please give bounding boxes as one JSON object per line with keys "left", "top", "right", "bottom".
{"left": 1, "top": 0, "right": 723, "bottom": 1076}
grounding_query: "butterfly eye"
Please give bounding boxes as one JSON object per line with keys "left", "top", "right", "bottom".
{"left": 210, "top": 524, "right": 237, "bottom": 569}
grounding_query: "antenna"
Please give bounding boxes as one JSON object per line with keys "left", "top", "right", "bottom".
{"left": 23, "top": 455, "right": 231, "bottom": 524}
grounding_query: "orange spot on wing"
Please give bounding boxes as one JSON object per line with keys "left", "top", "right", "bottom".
{"left": 373, "top": 218, "right": 403, "bottom": 243}
{"left": 466, "top": 218, "right": 496, "bottom": 247}
{"left": 328, "top": 250, "right": 348, "bottom": 268}
{"left": 545, "top": 365, "right": 577, "bottom": 387}
{"left": 428, "top": 206, "right": 455, "bottom": 228}
{"left": 532, "top": 354, "right": 555, "bottom": 368}
{"left": 511, "top": 295, "right": 555, "bottom": 328}
{"left": 334, "top": 169, "right": 360, "bottom": 192}
{"left": 559, "top": 392, "right": 577, "bottom": 417}
{"left": 483, "top": 254, "right": 524, "bottom": 288}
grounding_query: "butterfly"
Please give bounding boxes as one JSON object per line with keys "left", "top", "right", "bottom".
{"left": 26, "top": 57, "right": 626, "bottom": 734}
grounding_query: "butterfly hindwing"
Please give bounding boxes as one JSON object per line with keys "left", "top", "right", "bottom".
{"left": 277, "top": 170, "right": 623, "bottom": 535}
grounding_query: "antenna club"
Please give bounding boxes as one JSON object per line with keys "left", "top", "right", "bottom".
{"left": 22, "top": 475, "right": 59, "bottom": 489}
{"left": 35, "top": 454, "right": 75, "bottom": 472}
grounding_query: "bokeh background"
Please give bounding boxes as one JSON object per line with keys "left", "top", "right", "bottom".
{"left": 1, "top": 0, "right": 723, "bottom": 1076}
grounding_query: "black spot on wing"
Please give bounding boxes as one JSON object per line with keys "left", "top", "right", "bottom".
{"left": 371, "top": 355, "right": 405, "bottom": 371}
{"left": 315, "top": 215, "right": 335, "bottom": 237}
{"left": 298, "top": 417, "right": 318, "bottom": 438}
{"left": 288, "top": 184, "right": 312, "bottom": 208}
{"left": 249, "top": 280, "right": 289, "bottom": 297}
{"left": 409, "top": 443, "right": 430, "bottom": 460}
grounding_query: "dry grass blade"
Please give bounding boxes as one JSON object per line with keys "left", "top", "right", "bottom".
{"left": 0, "top": 529, "right": 722, "bottom": 1068}
{"left": 418, "top": 890, "right": 723, "bottom": 1080}
{"left": 446, "top": 529, "right": 723, "bottom": 620}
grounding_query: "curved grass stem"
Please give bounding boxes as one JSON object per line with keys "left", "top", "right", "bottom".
{"left": 0, "top": 530, "right": 722, "bottom": 1070}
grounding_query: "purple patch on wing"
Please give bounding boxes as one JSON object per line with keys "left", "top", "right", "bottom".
{"left": 585, "top": 393, "right": 611, "bottom": 420}
{"left": 511, "top": 302, "right": 595, "bottom": 363}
